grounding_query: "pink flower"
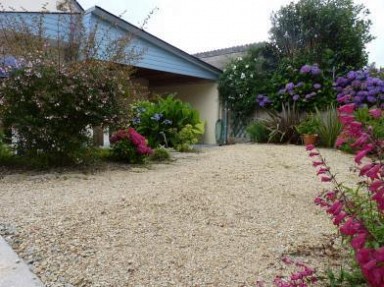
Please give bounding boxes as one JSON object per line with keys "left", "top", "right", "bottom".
{"left": 335, "top": 136, "right": 346, "bottom": 147}
{"left": 355, "top": 149, "right": 368, "bottom": 164}
{"left": 327, "top": 200, "right": 343, "bottom": 216}
{"left": 333, "top": 211, "right": 347, "bottom": 225}
{"left": 338, "top": 103, "right": 356, "bottom": 114}
{"left": 351, "top": 233, "right": 367, "bottom": 249}
{"left": 317, "top": 167, "right": 330, "bottom": 175}
{"left": 369, "top": 108, "right": 382, "bottom": 119}
{"left": 340, "top": 218, "right": 364, "bottom": 236}
{"left": 321, "top": 176, "right": 332, "bottom": 182}
{"left": 305, "top": 144, "right": 315, "bottom": 151}
{"left": 309, "top": 151, "right": 319, "bottom": 157}
{"left": 369, "top": 181, "right": 384, "bottom": 193}
{"left": 339, "top": 114, "right": 355, "bottom": 125}
{"left": 312, "top": 161, "right": 324, "bottom": 167}
{"left": 365, "top": 164, "right": 382, "bottom": 180}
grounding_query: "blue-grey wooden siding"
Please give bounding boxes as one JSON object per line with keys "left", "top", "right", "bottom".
{"left": 1, "top": 10, "right": 220, "bottom": 81}
{"left": 0, "top": 12, "right": 80, "bottom": 42}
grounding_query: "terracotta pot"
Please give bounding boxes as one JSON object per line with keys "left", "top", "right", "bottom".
{"left": 302, "top": 134, "right": 318, "bottom": 146}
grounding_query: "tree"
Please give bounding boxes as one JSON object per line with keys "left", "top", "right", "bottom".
{"left": 270, "top": 0, "right": 374, "bottom": 75}
{"left": 0, "top": 8, "right": 142, "bottom": 165}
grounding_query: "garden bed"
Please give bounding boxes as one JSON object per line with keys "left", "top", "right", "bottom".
{"left": 0, "top": 144, "right": 359, "bottom": 286}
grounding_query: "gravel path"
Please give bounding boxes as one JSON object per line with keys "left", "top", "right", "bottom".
{"left": 0, "top": 144, "right": 359, "bottom": 286}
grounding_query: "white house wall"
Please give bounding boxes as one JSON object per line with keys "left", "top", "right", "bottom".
{"left": 153, "top": 82, "right": 220, "bottom": 145}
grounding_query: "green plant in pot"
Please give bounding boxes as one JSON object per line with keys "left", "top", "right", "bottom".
{"left": 296, "top": 114, "right": 320, "bottom": 145}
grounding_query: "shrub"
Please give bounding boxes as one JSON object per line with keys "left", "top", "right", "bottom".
{"left": 149, "top": 147, "right": 171, "bottom": 162}
{"left": 262, "top": 103, "right": 301, "bottom": 144}
{"left": 246, "top": 121, "right": 269, "bottom": 143}
{"left": 270, "top": 64, "right": 335, "bottom": 112}
{"left": 295, "top": 114, "right": 319, "bottom": 135}
{"left": 110, "top": 128, "right": 152, "bottom": 164}
{"left": 315, "top": 105, "right": 342, "bottom": 148}
{"left": 0, "top": 132, "right": 13, "bottom": 163}
{"left": 306, "top": 103, "right": 384, "bottom": 286}
{"left": 174, "top": 123, "right": 204, "bottom": 152}
{"left": 0, "top": 59, "right": 128, "bottom": 166}
{"left": 131, "top": 95, "right": 204, "bottom": 148}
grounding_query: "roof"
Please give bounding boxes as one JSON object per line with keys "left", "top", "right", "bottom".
{"left": 1, "top": 0, "right": 83, "bottom": 13}
{"left": 194, "top": 43, "right": 256, "bottom": 59}
{"left": 85, "top": 6, "right": 222, "bottom": 79}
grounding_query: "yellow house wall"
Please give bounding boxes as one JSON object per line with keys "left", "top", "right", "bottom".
{"left": 153, "top": 82, "right": 220, "bottom": 145}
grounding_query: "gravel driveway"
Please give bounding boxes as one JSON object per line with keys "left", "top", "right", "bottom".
{"left": 0, "top": 144, "right": 359, "bottom": 286}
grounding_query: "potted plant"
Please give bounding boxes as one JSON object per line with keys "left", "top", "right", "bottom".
{"left": 296, "top": 115, "right": 319, "bottom": 145}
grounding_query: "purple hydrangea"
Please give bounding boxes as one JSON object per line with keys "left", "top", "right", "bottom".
{"left": 310, "top": 65, "right": 321, "bottom": 75}
{"left": 313, "top": 83, "right": 322, "bottom": 90}
{"left": 293, "top": 94, "right": 300, "bottom": 101}
{"left": 285, "top": 82, "right": 295, "bottom": 91}
{"left": 335, "top": 69, "right": 384, "bottom": 107}
{"left": 300, "top": 65, "right": 312, "bottom": 74}
{"left": 256, "top": 94, "right": 272, "bottom": 107}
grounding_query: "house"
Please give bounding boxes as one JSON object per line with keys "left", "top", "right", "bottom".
{"left": 194, "top": 44, "right": 255, "bottom": 70}
{"left": 0, "top": 0, "right": 222, "bottom": 145}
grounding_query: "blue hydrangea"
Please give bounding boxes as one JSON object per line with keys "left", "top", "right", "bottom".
{"left": 150, "top": 113, "right": 163, "bottom": 121}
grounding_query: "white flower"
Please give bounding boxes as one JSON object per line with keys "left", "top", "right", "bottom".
{"left": 250, "top": 73, "right": 254, "bottom": 78}
{"left": 245, "top": 64, "right": 249, "bottom": 68}
{"left": 232, "top": 65, "right": 237, "bottom": 70}
{"left": 240, "top": 73, "right": 246, "bottom": 79}
{"left": 237, "top": 57, "right": 243, "bottom": 61}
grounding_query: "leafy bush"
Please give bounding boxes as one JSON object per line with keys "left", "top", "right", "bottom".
{"left": 262, "top": 103, "right": 301, "bottom": 144}
{"left": 174, "top": 123, "right": 204, "bottom": 152}
{"left": 0, "top": 59, "right": 127, "bottom": 166}
{"left": 131, "top": 95, "right": 204, "bottom": 148}
{"left": 149, "top": 147, "right": 171, "bottom": 162}
{"left": 295, "top": 114, "right": 319, "bottom": 135}
{"left": 246, "top": 121, "right": 269, "bottom": 143}
{"left": 270, "top": 64, "right": 335, "bottom": 112}
{"left": 218, "top": 43, "right": 278, "bottom": 124}
{"left": 110, "top": 128, "right": 152, "bottom": 164}
{"left": 315, "top": 105, "right": 342, "bottom": 148}
{"left": 0, "top": 132, "right": 13, "bottom": 163}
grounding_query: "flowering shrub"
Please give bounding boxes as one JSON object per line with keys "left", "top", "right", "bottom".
{"left": 306, "top": 102, "right": 384, "bottom": 286}
{"left": 0, "top": 58, "right": 129, "bottom": 165}
{"left": 110, "top": 128, "right": 152, "bottom": 163}
{"left": 131, "top": 95, "right": 204, "bottom": 149}
{"left": 335, "top": 70, "right": 384, "bottom": 108}
{"left": 218, "top": 43, "right": 278, "bottom": 124}
{"left": 270, "top": 64, "right": 334, "bottom": 112}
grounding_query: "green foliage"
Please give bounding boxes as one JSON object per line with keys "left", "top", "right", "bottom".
{"left": 354, "top": 108, "right": 384, "bottom": 139}
{"left": 316, "top": 105, "right": 343, "bottom": 147}
{"left": 296, "top": 114, "right": 320, "bottom": 135}
{"left": 0, "top": 60, "right": 125, "bottom": 166}
{"left": 131, "top": 95, "right": 204, "bottom": 148}
{"left": 246, "top": 121, "right": 269, "bottom": 143}
{"left": 270, "top": 0, "right": 373, "bottom": 74}
{"left": 149, "top": 147, "right": 171, "bottom": 162}
{"left": 262, "top": 103, "right": 301, "bottom": 143}
{"left": 174, "top": 123, "right": 204, "bottom": 152}
{"left": 0, "top": 132, "right": 13, "bottom": 163}
{"left": 326, "top": 266, "right": 366, "bottom": 286}
{"left": 218, "top": 43, "right": 279, "bottom": 122}
{"left": 269, "top": 64, "right": 335, "bottom": 112}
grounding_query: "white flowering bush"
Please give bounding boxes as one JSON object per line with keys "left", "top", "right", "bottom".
{"left": 218, "top": 44, "right": 277, "bottom": 125}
